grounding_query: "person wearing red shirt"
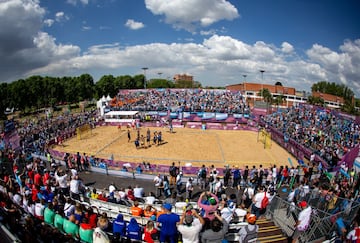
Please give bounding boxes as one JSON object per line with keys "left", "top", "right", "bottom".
{"left": 143, "top": 220, "right": 158, "bottom": 243}
{"left": 33, "top": 171, "right": 42, "bottom": 186}
{"left": 42, "top": 170, "right": 50, "bottom": 185}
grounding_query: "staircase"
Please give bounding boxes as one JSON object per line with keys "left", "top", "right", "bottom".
{"left": 257, "top": 219, "right": 288, "bottom": 243}
{"left": 226, "top": 218, "right": 288, "bottom": 243}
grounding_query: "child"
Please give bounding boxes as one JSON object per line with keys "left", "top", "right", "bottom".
{"left": 143, "top": 220, "right": 158, "bottom": 243}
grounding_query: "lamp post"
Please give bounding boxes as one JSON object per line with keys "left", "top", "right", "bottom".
{"left": 259, "top": 70, "right": 265, "bottom": 100}
{"left": 142, "top": 67, "right": 148, "bottom": 89}
{"left": 242, "top": 74, "right": 247, "bottom": 96}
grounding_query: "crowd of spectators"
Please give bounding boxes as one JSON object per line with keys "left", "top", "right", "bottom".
{"left": 17, "top": 110, "right": 98, "bottom": 156}
{"left": 262, "top": 104, "right": 360, "bottom": 167}
{"left": 1, "top": 89, "right": 360, "bottom": 242}
{"left": 110, "top": 89, "right": 250, "bottom": 114}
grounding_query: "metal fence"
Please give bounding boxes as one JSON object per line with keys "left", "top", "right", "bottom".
{"left": 267, "top": 195, "right": 360, "bottom": 243}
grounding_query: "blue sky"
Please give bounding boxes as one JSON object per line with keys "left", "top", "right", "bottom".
{"left": 0, "top": 0, "right": 359, "bottom": 97}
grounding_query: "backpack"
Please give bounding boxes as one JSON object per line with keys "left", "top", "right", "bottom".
{"left": 170, "top": 166, "right": 177, "bottom": 177}
{"left": 243, "top": 225, "right": 258, "bottom": 243}
{"left": 261, "top": 192, "right": 269, "bottom": 209}
{"left": 200, "top": 168, "right": 206, "bottom": 179}
{"left": 242, "top": 188, "right": 250, "bottom": 201}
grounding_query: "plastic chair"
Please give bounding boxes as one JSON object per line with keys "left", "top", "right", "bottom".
{"left": 79, "top": 227, "right": 94, "bottom": 243}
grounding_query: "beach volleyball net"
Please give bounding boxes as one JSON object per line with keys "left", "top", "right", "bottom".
{"left": 257, "top": 128, "right": 272, "bottom": 149}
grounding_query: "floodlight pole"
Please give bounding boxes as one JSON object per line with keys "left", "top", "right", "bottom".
{"left": 142, "top": 67, "right": 148, "bottom": 89}
{"left": 259, "top": 70, "right": 265, "bottom": 100}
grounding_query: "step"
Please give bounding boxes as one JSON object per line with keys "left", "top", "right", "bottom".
{"left": 258, "top": 234, "right": 287, "bottom": 242}
{"left": 260, "top": 236, "right": 288, "bottom": 243}
{"left": 258, "top": 229, "right": 283, "bottom": 237}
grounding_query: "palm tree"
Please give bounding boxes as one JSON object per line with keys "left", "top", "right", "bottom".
{"left": 273, "top": 94, "right": 285, "bottom": 108}
{"left": 258, "top": 88, "right": 273, "bottom": 113}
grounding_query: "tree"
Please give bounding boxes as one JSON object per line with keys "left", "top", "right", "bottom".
{"left": 273, "top": 95, "right": 285, "bottom": 108}
{"left": 258, "top": 88, "right": 273, "bottom": 103}
{"left": 307, "top": 96, "right": 325, "bottom": 106}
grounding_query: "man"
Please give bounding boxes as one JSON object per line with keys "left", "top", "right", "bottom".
{"left": 185, "top": 177, "right": 194, "bottom": 200}
{"left": 153, "top": 173, "right": 163, "bottom": 197}
{"left": 251, "top": 185, "right": 268, "bottom": 219}
{"left": 238, "top": 214, "right": 258, "bottom": 243}
{"left": 177, "top": 209, "right": 205, "bottom": 243}
{"left": 133, "top": 184, "right": 144, "bottom": 199}
{"left": 130, "top": 200, "right": 143, "bottom": 217}
{"left": 201, "top": 212, "right": 229, "bottom": 242}
{"left": 346, "top": 218, "right": 360, "bottom": 242}
{"left": 223, "top": 165, "right": 232, "bottom": 188}
{"left": 169, "top": 162, "right": 179, "bottom": 186}
{"left": 198, "top": 165, "right": 207, "bottom": 190}
{"left": 69, "top": 174, "right": 83, "bottom": 201}
{"left": 292, "top": 201, "right": 312, "bottom": 243}
{"left": 157, "top": 203, "right": 180, "bottom": 243}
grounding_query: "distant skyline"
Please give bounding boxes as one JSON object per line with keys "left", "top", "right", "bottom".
{"left": 0, "top": 0, "right": 359, "bottom": 96}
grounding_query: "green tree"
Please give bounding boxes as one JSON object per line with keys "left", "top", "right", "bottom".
{"left": 307, "top": 96, "right": 325, "bottom": 106}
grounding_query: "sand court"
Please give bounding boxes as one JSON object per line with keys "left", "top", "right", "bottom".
{"left": 53, "top": 125, "right": 296, "bottom": 168}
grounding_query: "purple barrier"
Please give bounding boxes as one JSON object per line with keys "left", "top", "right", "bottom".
{"left": 186, "top": 122, "right": 203, "bottom": 129}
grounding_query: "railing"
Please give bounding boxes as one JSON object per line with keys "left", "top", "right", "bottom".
{"left": 267, "top": 195, "right": 360, "bottom": 243}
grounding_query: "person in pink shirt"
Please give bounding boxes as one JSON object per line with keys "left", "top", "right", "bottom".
{"left": 197, "top": 191, "right": 219, "bottom": 221}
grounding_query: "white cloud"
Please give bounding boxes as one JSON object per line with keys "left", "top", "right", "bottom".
{"left": 145, "top": 0, "right": 239, "bottom": 32}
{"left": 44, "top": 18, "right": 54, "bottom": 27}
{"left": 82, "top": 26, "right": 91, "bottom": 31}
{"left": 281, "top": 42, "right": 294, "bottom": 54}
{"left": 124, "top": 19, "right": 145, "bottom": 30}
{"left": 1, "top": 1, "right": 360, "bottom": 98}
{"left": 67, "top": 0, "right": 89, "bottom": 6}
{"left": 55, "top": 11, "right": 69, "bottom": 22}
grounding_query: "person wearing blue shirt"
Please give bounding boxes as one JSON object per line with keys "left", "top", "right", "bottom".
{"left": 157, "top": 203, "right": 180, "bottom": 243}
{"left": 126, "top": 217, "right": 142, "bottom": 241}
{"left": 113, "top": 214, "right": 127, "bottom": 240}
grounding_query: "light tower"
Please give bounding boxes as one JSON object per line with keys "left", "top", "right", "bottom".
{"left": 142, "top": 67, "right": 148, "bottom": 89}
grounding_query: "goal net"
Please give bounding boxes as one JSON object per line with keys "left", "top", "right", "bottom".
{"left": 76, "top": 124, "right": 92, "bottom": 140}
{"left": 257, "top": 128, "right": 272, "bottom": 149}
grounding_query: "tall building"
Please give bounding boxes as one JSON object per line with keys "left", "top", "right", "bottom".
{"left": 173, "top": 74, "right": 193, "bottom": 82}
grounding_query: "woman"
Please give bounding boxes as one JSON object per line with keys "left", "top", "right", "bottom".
{"left": 143, "top": 220, "right": 158, "bottom": 243}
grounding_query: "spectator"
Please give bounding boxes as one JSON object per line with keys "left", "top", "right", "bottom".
{"left": 130, "top": 200, "right": 143, "bottom": 217}
{"left": 134, "top": 184, "right": 144, "bottom": 199}
{"left": 201, "top": 212, "right": 229, "bottom": 243}
{"left": 197, "top": 191, "right": 219, "bottom": 221}
{"left": 169, "top": 162, "right": 179, "bottom": 186}
{"left": 251, "top": 185, "right": 268, "bottom": 219}
{"left": 143, "top": 220, "right": 159, "bottom": 243}
{"left": 113, "top": 214, "right": 127, "bottom": 240}
{"left": 292, "top": 201, "right": 312, "bottom": 243}
{"left": 157, "top": 203, "right": 180, "bottom": 243}
{"left": 145, "top": 192, "right": 156, "bottom": 205}
{"left": 185, "top": 177, "right": 194, "bottom": 200}
{"left": 144, "top": 205, "right": 157, "bottom": 218}
{"left": 346, "top": 217, "right": 360, "bottom": 242}
{"left": 177, "top": 208, "right": 205, "bottom": 243}
{"left": 126, "top": 217, "right": 142, "bottom": 241}
{"left": 93, "top": 217, "right": 110, "bottom": 243}
{"left": 238, "top": 213, "right": 258, "bottom": 243}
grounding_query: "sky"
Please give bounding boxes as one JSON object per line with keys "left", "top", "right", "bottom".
{"left": 0, "top": 0, "right": 360, "bottom": 97}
